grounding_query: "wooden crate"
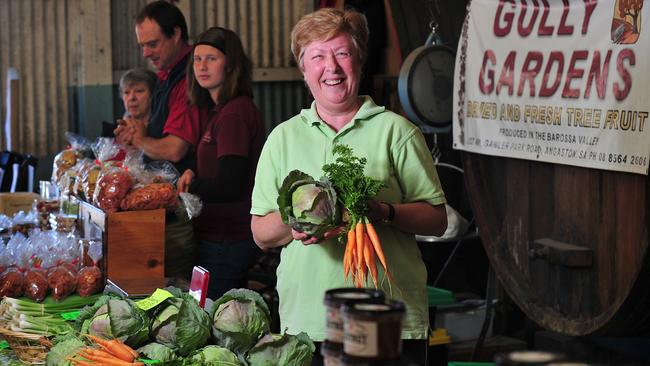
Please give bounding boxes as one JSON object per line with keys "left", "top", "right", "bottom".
{"left": 0, "top": 192, "right": 38, "bottom": 215}
{"left": 78, "top": 201, "right": 165, "bottom": 297}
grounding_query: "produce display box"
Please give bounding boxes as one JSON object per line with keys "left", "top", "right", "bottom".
{"left": 78, "top": 200, "right": 165, "bottom": 297}
{"left": 0, "top": 192, "right": 38, "bottom": 215}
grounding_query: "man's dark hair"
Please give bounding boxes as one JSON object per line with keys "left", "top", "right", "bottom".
{"left": 136, "top": 1, "right": 188, "bottom": 42}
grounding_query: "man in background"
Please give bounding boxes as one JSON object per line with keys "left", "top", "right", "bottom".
{"left": 116, "top": 0, "right": 205, "bottom": 169}
{"left": 115, "top": 0, "right": 205, "bottom": 280}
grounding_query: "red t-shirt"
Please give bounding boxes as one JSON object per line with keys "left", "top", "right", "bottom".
{"left": 158, "top": 45, "right": 206, "bottom": 148}
{"left": 194, "top": 96, "right": 265, "bottom": 241}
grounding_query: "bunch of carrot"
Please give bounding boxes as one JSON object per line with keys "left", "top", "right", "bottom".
{"left": 343, "top": 217, "right": 392, "bottom": 288}
{"left": 66, "top": 334, "right": 143, "bottom": 366}
{"left": 323, "top": 145, "right": 393, "bottom": 288}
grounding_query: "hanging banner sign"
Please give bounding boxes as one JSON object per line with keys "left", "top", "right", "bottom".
{"left": 453, "top": 0, "right": 649, "bottom": 175}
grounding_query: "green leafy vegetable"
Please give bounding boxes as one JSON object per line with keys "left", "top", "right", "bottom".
{"left": 1, "top": 294, "right": 101, "bottom": 317}
{"left": 210, "top": 288, "right": 270, "bottom": 356}
{"left": 8, "top": 313, "right": 73, "bottom": 336}
{"left": 150, "top": 293, "right": 211, "bottom": 356}
{"left": 46, "top": 337, "right": 85, "bottom": 366}
{"left": 277, "top": 170, "right": 342, "bottom": 239}
{"left": 183, "top": 345, "right": 241, "bottom": 365}
{"left": 137, "top": 342, "right": 178, "bottom": 365}
{"left": 74, "top": 294, "right": 113, "bottom": 331}
{"left": 322, "top": 144, "right": 384, "bottom": 225}
{"left": 76, "top": 296, "right": 151, "bottom": 347}
{"left": 246, "top": 332, "right": 315, "bottom": 366}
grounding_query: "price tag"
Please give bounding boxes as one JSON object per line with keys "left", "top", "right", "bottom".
{"left": 60, "top": 310, "right": 80, "bottom": 321}
{"left": 135, "top": 288, "right": 174, "bottom": 311}
{"left": 138, "top": 359, "right": 161, "bottom": 364}
{"left": 0, "top": 340, "right": 9, "bottom": 349}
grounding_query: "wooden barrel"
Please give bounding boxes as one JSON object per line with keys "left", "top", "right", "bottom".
{"left": 462, "top": 152, "right": 650, "bottom": 336}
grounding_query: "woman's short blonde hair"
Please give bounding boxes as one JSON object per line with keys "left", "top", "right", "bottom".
{"left": 291, "top": 7, "right": 369, "bottom": 70}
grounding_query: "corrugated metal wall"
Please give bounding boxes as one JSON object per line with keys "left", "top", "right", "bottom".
{"left": 0, "top": 0, "right": 61, "bottom": 155}
{"left": 111, "top": 0, "right": 149, "bottom": 71}
{"left": 253, "top": 82, "right": 310, "bottom": 136}
{"left": 189, "top": 0, "right": 306, "bottom": 68}
{"left": 0, "top": 0, "right": 112, "bottom": 156}
{"left": 1, "top": 0, "right": 312, "bottom": 157}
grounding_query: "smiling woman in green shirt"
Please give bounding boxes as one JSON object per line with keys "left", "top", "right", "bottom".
{"left": 250, "top": 7, "right": 447, "bottom": 365}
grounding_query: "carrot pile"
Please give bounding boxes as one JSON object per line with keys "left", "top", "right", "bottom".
{"left": 66, "top": 334, "right": 143, "bottom": 365}
{"left": 323, "top": 145, "right": 392, "bottom": 288}
{"left": 343, "top": 217, "right": 393, "bottom": 288}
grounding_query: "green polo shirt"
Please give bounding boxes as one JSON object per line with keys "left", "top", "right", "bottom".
{"left": 251, "top": 96, "right": 446, "bottom": 341}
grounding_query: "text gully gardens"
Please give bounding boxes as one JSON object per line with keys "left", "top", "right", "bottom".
{"left": 453, "top": 0, "right": 650, "bottom": 175}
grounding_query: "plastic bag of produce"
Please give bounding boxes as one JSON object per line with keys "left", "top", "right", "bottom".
{"left": 176, "top": 192, "right": 203, "bottom": 221}
{"left": 93, "top": 166, "right": 135, "bottom": 213}
{"left": 76, "top": 240, "right": 103, "bottom": 297}
{"left": 120, "top": 182, "right": 178, "bottom": 211}
{"left": 139, "top": 160, "right": 180, "bottom": 185}
{"left": 0, "top": 267, "right": 24, "bottom": 298}
{"left": 51, "top": 132, "right": 91, "bottom": 191}
{"left": 91, "top": 137, "right": 123, "bottom": 163}
{"left": 24, "top": 268, "right": 49, "bottom": 302}
{"left": 47, "top": 264, "right": 77, "bottom": 301}
{"left": 35, "top": 199, "right": 59, "bottom": 231}
{"left": 73, "top": 158, "right": 101, "bottom": 203}
{"left": 72, "top": 159, "right": 93, "bottom": 198}
{"left": 10, "top": 210, "right": 38, "bottom": 236}
{"left": 81, "top": 165, "right": 101, "bottom": 204}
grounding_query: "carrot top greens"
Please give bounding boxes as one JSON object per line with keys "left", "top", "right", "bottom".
{"left": 322, "top": 144, "right": 384, "bottom": 225}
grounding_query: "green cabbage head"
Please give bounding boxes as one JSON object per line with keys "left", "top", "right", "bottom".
{"left": 211, "top": 288, "right": 270, "bottom": 355}
{"left": 183, "top": 345, "right": 241, "bottom": 365}
{"left": 246, "top": 332, "right": 315, "bottom": 366}
{"left": 46, "top": 337, "right": 86, "bottom": 366}
{"left": 136, "top": 343, "right": 178, "bottom": 365}
{"left": 82, "top": 298, "right": 150, "bottom": 347}
{"left": 150, "top": 294, "right": 211, "bottom": 356}
{"left": 277, "top": 170, "right": 341, "bottom": 239}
